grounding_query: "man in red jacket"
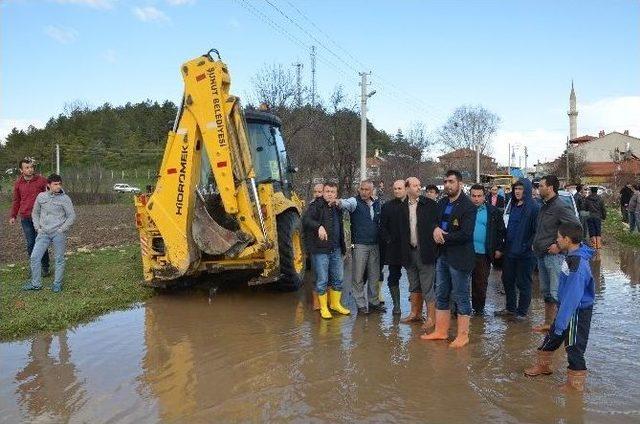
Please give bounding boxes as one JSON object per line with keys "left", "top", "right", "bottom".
{"left": 8, "top": 158, "right": 50, "bottom": 274}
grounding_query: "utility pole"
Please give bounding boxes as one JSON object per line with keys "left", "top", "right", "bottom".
{"left": 475, "top": 143, "right": 480, "bottom": 183}
{"left": 292, "top": 62, "right": 303, "bottom": 107}
{"left": 310, "top": 46, "right": 316, "bottom": 106}
{"left": 524, "top": 146, "right": 528, "bottom": 175}
{"left": 56, "top": 144, "right": 60, "bottom": 175}
{"left": 507, "top": 143, "right": 511, "bottom": 176}
{"left": 359, "top": 72, "right": 375, "bottom": 181}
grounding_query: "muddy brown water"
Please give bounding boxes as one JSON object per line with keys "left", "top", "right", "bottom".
{"left": 1, "top": 247, "right": 640, "bottom": 423}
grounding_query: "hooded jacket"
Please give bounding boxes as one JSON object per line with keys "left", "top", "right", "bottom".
{"left": 553, "top": 244, "right": 595, "bottom": 336}
{"left": 505, "top": 178, "right": 539, "bottom": 258}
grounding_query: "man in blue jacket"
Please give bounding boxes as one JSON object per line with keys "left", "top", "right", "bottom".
{"left": 524, "top": 222, "right": 595, "bottom": 392}
{"left": 495, "top": 179, "right": 539, "bottom": 320}
{"left": 422, "top": 170, "right": 476, "bottom": 348}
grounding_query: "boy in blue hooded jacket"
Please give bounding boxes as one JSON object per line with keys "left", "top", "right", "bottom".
{"left": 524, "top": 222, "right": 595, "bottom": 392}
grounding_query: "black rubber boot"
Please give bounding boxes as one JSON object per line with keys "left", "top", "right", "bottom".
{"left": 389, "top": 286, "right": 401, "bottom": 315}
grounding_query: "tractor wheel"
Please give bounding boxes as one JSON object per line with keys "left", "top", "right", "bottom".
{"left": 275, "top": 210, "right": 305, "bottom": 291}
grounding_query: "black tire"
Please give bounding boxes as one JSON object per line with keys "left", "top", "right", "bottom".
{"left": 275, "top": 210, "right": 305, "bottom": 291}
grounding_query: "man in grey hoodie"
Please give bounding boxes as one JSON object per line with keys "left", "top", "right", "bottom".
{"left": 23, "top": 174, "right": 76, "bottom": 293}
{"left": 532, "top": 175, "right": 579, "bottom": 333}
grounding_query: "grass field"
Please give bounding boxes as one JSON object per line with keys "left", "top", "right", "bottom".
{"left": 603, "top": 207, "right": 640, "bottom": 248}
{"left": 0, "top": 245, "right": 154, "bottom": 341}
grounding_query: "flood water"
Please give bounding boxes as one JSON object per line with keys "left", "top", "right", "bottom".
{"left": 2, "top": 247, "right": 640, "bottom": 423}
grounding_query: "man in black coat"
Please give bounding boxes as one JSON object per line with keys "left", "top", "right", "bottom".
{"left": 398, "top": 177, "right": 439, "bottom": 327}
{"left": 379, "top": 179, "right": 407, "bottom": 315}
{"left": 469, "top": 184, "right": 506, "bottom": 315}
{"left": 423, "top": 170, "right": 476, "bottom": 349}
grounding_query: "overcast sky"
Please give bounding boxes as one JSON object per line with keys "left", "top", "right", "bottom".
{"left": 2, "top": 0, "right": 639, "bottom": 165}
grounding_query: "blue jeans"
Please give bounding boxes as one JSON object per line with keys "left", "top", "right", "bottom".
{"left": 630, "top": 211, "right": 639, "bottom": 232}
{"left": 537, "top": 254, "right": 564, "bottom": 303}
{"left": 30, "top": 231, "right": 67, "bottom": 288}
{"left": 21, "top": 218, "right": 50, "bottom": 271}
{"left": 502, "top": 256, "right": 534, "bottom": 316}
{"left": 435, "top": 255, "right": 472, "bottom": 316}
{"left": 311, "top": 249, "right": 343, "bottom": 295}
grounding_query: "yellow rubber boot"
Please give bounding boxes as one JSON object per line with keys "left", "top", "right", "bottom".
{"left": 329, "top": 289, "right": 351, "bottom": 315}
{"left": 318, "top": 293, "right": 333, "bottom": 319}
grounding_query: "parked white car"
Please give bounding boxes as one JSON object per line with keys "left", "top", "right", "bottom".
{"left": 113, "top": 183, "right": 141, "bottom": 193}
{"left": 503, "top": 189, "right": 579, "bottom": 228}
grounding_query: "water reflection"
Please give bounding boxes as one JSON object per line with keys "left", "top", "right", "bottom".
{"left": 619, "top": 249, "right": 640, "bottom": 285}
{"left": 1, "top": 246, "right": 639, "bottom": 423}
{"left": 14, "top": 331, "right": 87, "bottom": 422}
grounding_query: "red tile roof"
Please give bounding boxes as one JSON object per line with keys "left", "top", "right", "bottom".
{"left": 438, "top": 148, "right": 494, "bottom": 160}
{"left": 569, "top": 135, "right": 597, "bottom": 144}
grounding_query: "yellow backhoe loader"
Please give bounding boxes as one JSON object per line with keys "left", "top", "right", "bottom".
{"left": 134, "top": 49, "right": 305, "bottom": 290}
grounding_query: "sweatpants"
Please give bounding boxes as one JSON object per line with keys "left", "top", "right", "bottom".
{"left": 539, "top": 306, "right": 593, "bottom": 371}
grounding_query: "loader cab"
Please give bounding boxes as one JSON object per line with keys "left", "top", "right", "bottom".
{"left": 245, "top": 110, "right": 295, "bottom": 195}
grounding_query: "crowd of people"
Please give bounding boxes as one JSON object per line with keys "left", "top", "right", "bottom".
{"left": 303, "top": 171, "right": 596, "bottom": 391}
{"left": 6, "top": 156, "right": 610, "bottom": 392}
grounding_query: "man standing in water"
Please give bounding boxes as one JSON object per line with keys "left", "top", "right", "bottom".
{"left": 469, "top": 184, "right": 505, "bottom": 316}
{"left": 302, "top": 182, "right": 350, "bottom": 319}
{"left": 379, "top": 180, "right": 407, "bottom": 315}
{"left": 399, "top": 177, "right": 439, "bottom": 328}
{"left": 337, "top": 180, "right": 384, "bottom": 314}
{"left": 532, "top": 175, "right": 580, "bottom": 333}
{"left": 495, "top": 179, "right": 539, "bottom": 320}
{"left": 423, "top": 170, "right": 476, "bottom": 348}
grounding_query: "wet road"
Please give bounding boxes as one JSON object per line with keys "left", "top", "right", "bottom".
{"left": 1, "top": 247, "right": 640, "bottom": 423}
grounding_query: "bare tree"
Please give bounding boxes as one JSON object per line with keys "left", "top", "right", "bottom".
{"left": 406, "top": 121, "right": 436, "bottom": 160}
{"left": 552, "top": 150, "right": 587, "bottom": 183}
{"left": 438, "top": 105, "right": 501, "bottom": 155}
{"left": 251, "top": 63, "right": 297, "bottom": 109}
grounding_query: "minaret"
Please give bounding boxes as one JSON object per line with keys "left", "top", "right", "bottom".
{"left": 568, "top": 80, "right": 578, "bottom": 140}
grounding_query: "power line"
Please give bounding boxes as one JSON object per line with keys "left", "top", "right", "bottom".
{"left": 278, "top": 0, "right": 442, "bottom": 122}
{"left": 262, "top": 0, "right": 359, "bottom": 74}
{"left": 234, "top": 0, "right": 357, "bottom": 88}
{"left": 282, "top": 0, "right": 368, "bottom": 70}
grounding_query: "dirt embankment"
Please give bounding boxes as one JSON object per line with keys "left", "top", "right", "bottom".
{"left": 1, "top": 203, "right": 139, "bottom": 265}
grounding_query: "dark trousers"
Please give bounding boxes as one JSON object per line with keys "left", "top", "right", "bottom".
{"left": 471, "top": 254, "right": 491, "bottom": 313}
{"left": 539, "top": 306, "right": 592, "bottom": 370}
{"left": 621, "top": 204, "right": 628, "bottom": 222}
{"left": 587, "top": 218, "right": 602, "bottom": 237}
{"left": 502, "top": 256, "right": 534, "bottom": 316}
{"left": 387, "top": 264, "right": 402, "bottom": 288}
{"left": 21, "top": 218, "right": 49, "bottom": 271}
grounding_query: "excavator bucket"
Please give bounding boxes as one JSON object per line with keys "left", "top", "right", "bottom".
{"left": 191, "top": 192, "right": 252, "bottom": 257}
